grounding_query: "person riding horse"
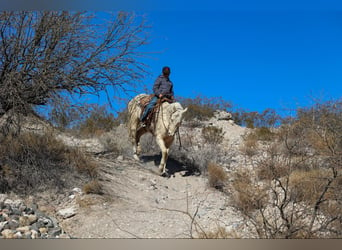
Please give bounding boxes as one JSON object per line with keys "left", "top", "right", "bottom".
{"left": 140, "top": 66, "right": 174, "bottom": 126}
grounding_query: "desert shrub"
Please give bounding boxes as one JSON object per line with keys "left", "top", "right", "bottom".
{"left": 289, "top": 169, "right": 335, "bottom": 204}
{"left": 197, "top": 226, "right": 240, "bottom": 238}
{"left": 83, "top": 180, "right": 103, "bottom": 195}
{"left": 0, "top": 132, "right": 98, "bottom": 194}
{"left": 240, "top": 132, "right": 259, "bottom": 157}
{"left": 207, "top": 162, "right": 227, "bottom": 190}
{"left": 232, "top": 108, "right": 280, "bottom": 128}
{"left": 256, "top": 158, "right": 289, "bottom": 181}
{"left": 231, "top": 170, "right": 268, "bottom": 215}
{"left": 201, "top": 126, "right": 224, "bottom": 145}
{"left": 103, "top": 124, "right": 133, "bottom": 156}
{"left": 254, "top": 127, "right": 275, "bottom": 141}
{"left": 230, "top": 98, "right": 342, "bottom": 238}
{"left": 78, "top": 105, "right": 116, "bottom": 137}
{"left": 66, "top": 148, "right": 98, "bottom": 178}
{"left": 183, "top": 103, "right": 215, "bottom": 122}
{"left": 178, "top": 95, "right": 232, "bottom": 122}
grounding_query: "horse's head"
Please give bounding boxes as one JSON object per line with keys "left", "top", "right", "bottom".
{"left": 167, "top": 105, "right": 188, "bottom": 136}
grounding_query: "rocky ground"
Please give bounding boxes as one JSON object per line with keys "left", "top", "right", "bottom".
{"left": 1, "top": 111, "right": 254, "bottom": 239}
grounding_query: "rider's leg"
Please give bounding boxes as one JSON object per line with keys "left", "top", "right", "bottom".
{"left": 140, "top": 96, "right": 158, "bottom": 122}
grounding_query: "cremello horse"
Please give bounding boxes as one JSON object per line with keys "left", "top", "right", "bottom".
{"left": 127, "top": 94, "right": 187, "bottom": 175}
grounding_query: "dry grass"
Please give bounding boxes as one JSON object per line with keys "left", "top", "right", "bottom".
{"left": 231, "top": 170, "right": 268, "bottom": 214}
{"left": 82, "top": 180, "right": 104, "bottom": 195}
{"left": 201, "top": 126, "right": 224, "bottom": 145}
{"left": 0, "top": 131, "right": 99, "bottom": 194}
{"left": 289, "top": 169, "right": 334, "bottom": 204}
{"left": 197, "top": 226, "right": 240, "bottom": 238}
{"left": 240, "top": 132, "right": 259, "bottom": 157}
{"left": 207, "top": 162, "right": 227, "bottom": 190}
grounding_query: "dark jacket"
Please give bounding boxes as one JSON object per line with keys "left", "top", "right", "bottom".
{"left": 153, "top": 75, "right": 174, "bottom": 98}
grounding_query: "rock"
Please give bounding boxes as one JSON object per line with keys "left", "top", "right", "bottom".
{"left": 1, "top": 229, "right": 15, "bottom": 239}
{"left": 0, "top": 221, "right": 8, "bottom": 231}
{"left": 72, "top": 187, "right": 82, "bottom": 194}
{"left": 41, "top": 217, "right": 54, "bottom": 228}
{"left": 28, "top": 214, "right": 38, "bottom": 224}
{"left": 19, "top": 216, "right": 30, "bottom": 226}
{"left": 39, "top": 227, "right": 48, "bottom": 234}
{"left": 0, "top": 213, "right": 5, "bottom": 222}
{"left": 16, "top": 226, "right": 30, "bottom": 233}
{"left": 49, "top": 227, "right": 62, "bottom": 237}
{"left": 4, "top": 199, "right": 23, "bottom": 208}
{"left": 23, "top": 231, "right": 32, "bottom": 239}
{"left": 14, "top": 231, "right": 23, "bottom": 239}
{"left": 31, "top": 220, "right": 45, "bottom": 232}
{"left": 30, "top": 229, "right": 39, "bottom": 239}
{"left": 12, "top": 208, "right": 22, "bottom": 216}
{"left": 57, "top": 207, "right": 77, "bottom": 219}
{"left": 214, "top": 110, "right": 232, "bottom": 121}
{"left": 8, "top": 220, "right": 19, "bottom": 230}
{"left": 0, "top": 194, "right": 7, "bottom": 203}
{"left": 24, "top": 207, "right": 35, "bottom": 215}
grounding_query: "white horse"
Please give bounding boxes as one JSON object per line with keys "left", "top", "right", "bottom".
{"left": 127, "top": 94, "right": 187, "bottom": 175}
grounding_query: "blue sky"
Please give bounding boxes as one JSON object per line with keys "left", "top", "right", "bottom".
{"left": 3, "top": 1, "right": 342, "bottom": 115}
{"left": 140, "top": 9, "right": 342, "bottom": 114}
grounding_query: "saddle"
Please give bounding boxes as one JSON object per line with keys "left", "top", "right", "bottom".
{"left": 139, "top": 95, "right": 174, "bottom": 127}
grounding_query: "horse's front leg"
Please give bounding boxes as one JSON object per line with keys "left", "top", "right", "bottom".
{"left": 156, "top": 136, "right": 169, "bottom": 175}
{"left": 131, "top": 126, "right": 143, "bottom": 161}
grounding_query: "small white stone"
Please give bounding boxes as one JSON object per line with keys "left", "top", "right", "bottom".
{"left": 57, "top": 207, "right": 77, "bottom": 219}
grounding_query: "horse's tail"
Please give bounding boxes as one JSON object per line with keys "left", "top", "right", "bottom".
{"left": 127, "top": 94, "right": 147, "bottom": 138}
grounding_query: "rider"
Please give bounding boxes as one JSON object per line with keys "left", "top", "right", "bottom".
{"left": 140, "top": 66, "right": 174, "bottom": 126}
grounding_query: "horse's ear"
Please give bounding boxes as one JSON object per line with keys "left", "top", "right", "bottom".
{"left": 182, "top": 107, "right": 188, "bottom": 113}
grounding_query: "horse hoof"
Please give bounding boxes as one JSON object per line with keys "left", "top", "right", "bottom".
{"left": 133, "top": 154, "right": 140, "bottom": 161}
{"left": 160, "top": 171, "right": 170, "bottom": 178}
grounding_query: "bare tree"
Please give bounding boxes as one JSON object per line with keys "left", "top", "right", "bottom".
{"left": 0, "top": 11, "right": 149, "bottom": 134}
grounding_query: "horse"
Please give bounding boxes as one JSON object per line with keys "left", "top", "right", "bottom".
{"left": 127, "top": 94, "right": 188, "bottom": 176}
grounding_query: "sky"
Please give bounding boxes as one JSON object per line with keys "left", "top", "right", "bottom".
{"left": 3, "top": 0, "right": 342, "bottom": 115}
{"left": 141, "top": 9, "right": 342, "bottom": 114}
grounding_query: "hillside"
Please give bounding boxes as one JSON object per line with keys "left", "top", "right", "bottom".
{"left": 56, "top": 111, "right": 252, "bottom": 238}
{"left": 1, "top": 106, "right": 341, "bottom": 239}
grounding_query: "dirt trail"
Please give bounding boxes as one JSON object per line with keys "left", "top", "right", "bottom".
{"left": 59, "top": 154, "right": 246, "bottom": 238}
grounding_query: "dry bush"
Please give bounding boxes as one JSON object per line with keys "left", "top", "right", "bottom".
{"left": 254, "top": 127, "right": 275, "bottom": 141}
{"left": 231, "top": 170, "right": 268, "bottom": 215}
{"left": 229, "top": 99, "right": 342, "bottom": 238}
{"left": 201, "top": 126, "right": 224, "bottom": 145}
{"left": 289, "top": 169, "right": 336, "bottom": 204}
{"left": 0, "top": 132, "right": 98, "bottom": 194}
{"left": 77, "top": 106, "right": 116, "bottom": 137}
{"left": 197, "top": 226, "right": 240, "bottom": 238}
{"left": 83, "top": 180, "right": 103, "bottom": 195}
{"left": 240, "top": 132, "right": 259, "bottom": 157}
{"left": 179, "top": 95, "right": 232, "bottom": 123}
{"left": 66, "top": 148, "right": 98, "bottom": 178}
{"left": 101, "top": 124, "right": 133, "bottom": 157}
{"left": 207, "top": 162, "right": 227, "bottom": 190}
